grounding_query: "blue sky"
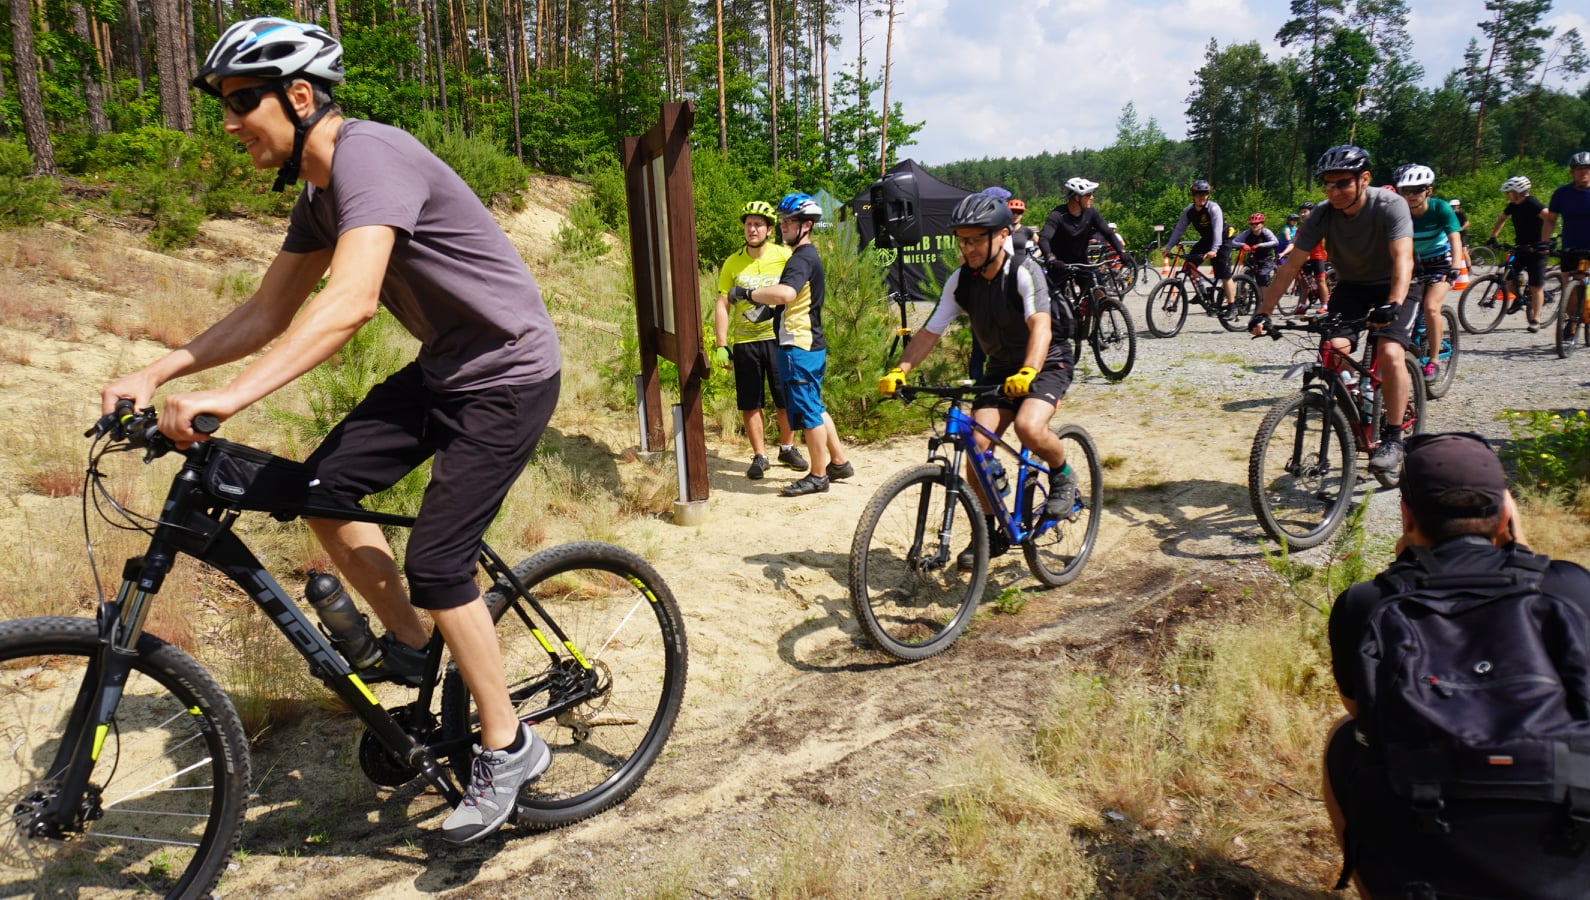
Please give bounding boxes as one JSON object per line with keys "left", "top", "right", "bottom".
{"left": 846, "top": 0, "right": 1590, "bottom": 165}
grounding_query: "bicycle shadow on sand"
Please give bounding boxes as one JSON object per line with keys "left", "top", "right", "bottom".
{"left": 1107, "top": 478, "right": 1285, "bottom": 562}
{"left": 739, "top": 549, "right": 901, "bottom": 674}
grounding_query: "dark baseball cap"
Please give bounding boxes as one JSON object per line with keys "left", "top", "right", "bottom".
{"left": 1401, "top": 432, "right": 1506, "bottom": 520}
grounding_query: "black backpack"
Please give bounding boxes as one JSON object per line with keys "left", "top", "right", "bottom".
{"left": 1343, "top": 546, "right": 1590, "bottom": 888}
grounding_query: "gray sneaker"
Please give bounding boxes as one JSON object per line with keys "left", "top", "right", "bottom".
{"left": 826, "top": 460, "right": 855, "bottom": 481}
{"left": 1044, "top": 471, "right": 1080, "bottom": 520}
{"left": 1368, "top": 439, "right": 1406, "bottom": 473}
{"left": 776, "top": 445, "right": 809, "bottom": 470}
{"left": 746, "top": 454, "right": 770, "bottom": 479}
{"left": 442, "top": 722, "right": 551, "bottom": 845}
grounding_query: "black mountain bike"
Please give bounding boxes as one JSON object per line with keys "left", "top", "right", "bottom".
{"left": 849, "top": 384, "right": 1102, "bottom": 661}
{"left": 1457, "top": 242, "right": 1560, "bottom": 334}
{"left": 1144, "top": 242, "right": 1259, "bottom": 337}
{"left": 1248, "top": 314, "right": 1428, "bottom": 549}
{"left": 0, "top": 406, "right": 688, "bottom": 898}
{"left": 1047, "top": 259, "right": 1138, "bottom": 381}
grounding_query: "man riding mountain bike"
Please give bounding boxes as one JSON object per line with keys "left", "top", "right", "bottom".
{"left": 1165, "top": 179, "right": 1237, "bottom": 312}
{"left": 1250, "top": 144, "right": 1416, "bottom": 473}
{"left": 1038, "top": 177, "right": 1124, "bottom": 296}
{"left": 879, "top": 194, "right": 1078, "bottom": 571}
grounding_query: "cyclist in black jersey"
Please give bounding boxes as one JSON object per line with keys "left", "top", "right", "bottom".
{"left": 1038, "top": 176, "right": 1124, "bottom": 295}
{"left": 1165, "top": 179, "right": 1237, "bottom": 312}
{"left": 1487, "top": 176, "right": 1550, "bottom": 329}
{"left": 880, "top": 194, "right": 1077, "bottom": 568}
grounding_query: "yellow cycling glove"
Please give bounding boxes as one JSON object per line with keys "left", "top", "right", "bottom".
{"left": 878, "top": 367, "right": 906, "bottom": 395}
{"left": 1004, "top": 366, "right": 1038, "bottom": 397}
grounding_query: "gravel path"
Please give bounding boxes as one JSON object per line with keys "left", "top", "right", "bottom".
{"left": 1102, "top": 277, "right": 1590, "bottom": 551}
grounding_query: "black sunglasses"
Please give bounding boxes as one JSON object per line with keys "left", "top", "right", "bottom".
{"left": 1320, "top": 176, "right": 1359, "bottom": 191}
{"left": 221, "top": 83, "right": 278, "bottom": 116}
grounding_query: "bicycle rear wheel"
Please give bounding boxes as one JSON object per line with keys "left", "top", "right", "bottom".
{"left": 442, "top": 542, "right": 688, "bottom": 830}
{"left": 1145, "top": 278, "right": 1189, "bottom": 337}
{"left": 1021, "top": 425, "right": 1103, "bottom": 587}
{"left": 1422, "top": 307, "right": 1460, "bottom": 400}
{"left": 1538, "top": 282, "right": 1561, "bottom": 327}
{"left": 1457, "top": 274, "right": 1507, "bottom": 334}
{"left": 1467, "top": 244, "right": 1498, "bottom": 271}
{"left": 848, "top": 464, "right": 987, "bottom": 661}
{"left": 1248, "top": 391, "right": 1357, "bottom": 549}
{"left": 1091, "top": 297, "right": 1137, "bottom": 381}
{"left": 0, "top": 616, "right": 249, "bottom": 900}
{"left": 1558, "top": 284, "right": 1586, "bottom": 360}
{"left": 1220, "top": 275, "right": 1260, "bottom": 331}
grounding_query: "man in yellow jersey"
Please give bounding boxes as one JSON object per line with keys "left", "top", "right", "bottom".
{"left": 714, "top": 201, "right": 807, "bottom": 479}
{"left": 731, "top": 193, "right": 854, "bottom": 496}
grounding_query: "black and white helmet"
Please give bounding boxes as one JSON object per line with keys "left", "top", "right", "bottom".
{"left": 1314, "top": 145, "right": 1370, "bottom": 177}
{"left": 1572, "top": 151, "right": 1590, "bottom": 167}
{"left": 1395, "top": 164, "right": 1435, "bottom": 189}
{"left": 193, "top": 17, "right": 345, "bottom": 97}
{"left": 1500, "top": 176, "right": 1531, "bottom": 194}
{"left": 1064, "top": 177, "right": 1099, "bottom": 197}
{"left": 949, "top": 193, "right": 1013, "bottom": 231}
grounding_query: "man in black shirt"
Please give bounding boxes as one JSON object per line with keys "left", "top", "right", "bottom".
{"left": 1488, "top": 175, "right": 1551, "bottom": 331}
{"left": 1324, "top": 433, "right": 1590, "bottom": 898}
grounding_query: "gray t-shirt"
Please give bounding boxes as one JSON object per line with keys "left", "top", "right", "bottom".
{"left": 282, "top": 119, "right": 560, "bottom": 391}
{"left": 1291, "top": 186, "right": 1412, "bottom": 285}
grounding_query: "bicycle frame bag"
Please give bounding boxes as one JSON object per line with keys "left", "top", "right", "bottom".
{"left": 200, "top": 439, "right": 313, "bottom": 512}
{"left": 1341, "top": 546, "right": 1590, "bottom": 894}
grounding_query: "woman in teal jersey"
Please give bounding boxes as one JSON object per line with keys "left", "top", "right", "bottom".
{"left": 1395, "top": 164, "right": 1463, "bottom": 378}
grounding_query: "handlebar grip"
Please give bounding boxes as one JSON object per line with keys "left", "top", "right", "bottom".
{"left": 192, "top": 414, "right": 220, "bottom": 435}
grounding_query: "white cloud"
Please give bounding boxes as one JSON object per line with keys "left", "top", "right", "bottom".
{"left": 838, "top": 0, "right": 1584, "bottom": 164}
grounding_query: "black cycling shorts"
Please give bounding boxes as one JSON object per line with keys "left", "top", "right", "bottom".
{"left": 1512, "top": 249, "right": 1548, "bottom": 287}
{"left": 303, "top": 362, "right": 561, "bottom": 611}
{"left": 1304, "top": 258, "right": 1329, "bottom": 277}
{"left": 1328, "top": 281, "right": 1419, "bottom": 349}
{"left": 731, "top": 338, "right": 788, "bottom": 412}
{"left": 1191, "top": 240, "right": 1234, "bottom": 281}
{"left": 973, "top": 355, "right": 1074, "bottom": 413}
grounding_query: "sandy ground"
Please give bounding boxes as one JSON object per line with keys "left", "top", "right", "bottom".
{"left": 2, "top": 205, "right": 1586, "bottom": 898}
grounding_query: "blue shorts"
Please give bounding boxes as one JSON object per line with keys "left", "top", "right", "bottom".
{"left": 776, "top": 346, "right": 828, "bottom": 431}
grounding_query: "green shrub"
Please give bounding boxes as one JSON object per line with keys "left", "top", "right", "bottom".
{"left": 0, "top": 139, "right": 58, "bottom": 225}
{"left": 1504, "top": 409, "right": 1590, "bottom": 500}
{"left": 412, "top": 114, "right": 527, "bottom": 207}
{"left": 556, "top": 197, "right": 609, "bottom": 262}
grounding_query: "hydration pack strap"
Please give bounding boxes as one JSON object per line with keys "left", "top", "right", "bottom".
{"left": 1560, "top": 743, "right": 1590, "bottom": 843}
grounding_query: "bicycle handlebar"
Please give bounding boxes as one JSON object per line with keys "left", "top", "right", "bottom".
{"left": 891, "top": 382, "right": 999, "bottom": 403}
{"left": 86, "top": 401, "right": 219, "bottom": 460}
{"left": 1255, "top": 312, "right": 1369, "bottom": 341}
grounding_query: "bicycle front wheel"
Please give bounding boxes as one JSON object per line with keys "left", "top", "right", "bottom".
{"left": 1467, "top": 244, "right": 1498, "bottom": 271}
{"left": 1558, "top": 284, "right": 1586, "bottom": 360}
{"left": 442, "top": 542, "right": 688, "bottom": 830}
{"left": 848, "top": 464, "right": 987, "bottom": 661}
{"left": 0, "top": 616, "right": 249, "bottom": 900}
{"left": 1145, "top": 278, "right": 1189, "bottom": 338}
{"left": 1457, "top": 274, "right": 1507, "bottom": 334}
{"left": 1091, "top": 297, "right": 1137, "bottom": 381}
{"left": 1220, "top": 274, "right": 1260, "bottom": 331}
{"left": 1021, "top": 425, "right": 1103, "bottom": 587}
{"left": 1248, "top": 391, "right": 1357, "bottom": 549}
{"left": 1424, "top": 307, "right": 1460, "bottom": 400}
{"left": 1371, "top": 358, "right": 1428, "bottom": 489}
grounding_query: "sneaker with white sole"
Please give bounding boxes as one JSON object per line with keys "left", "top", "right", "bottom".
{"left": 442, "top": 722, "right": 551, "bottom": 845}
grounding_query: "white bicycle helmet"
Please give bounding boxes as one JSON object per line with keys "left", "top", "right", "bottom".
{"left": 1064, "top": 177, "right": 1100, "bottom": 197}
{"left": 1500, "top": 176, "right": 1532, "bottom": 194}
{"left": 193, "top": 17, "right": 344, "bottom": 97}
{"left": 1395, "top": 164, "right": 1436, "bottom": 189}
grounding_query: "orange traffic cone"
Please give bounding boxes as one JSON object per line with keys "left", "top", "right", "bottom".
{"left": 1454, "top": 260, "right": 1470, "bottom": 291}
{"left": 1160, "top": 255, "right": 1171, "bottom": 277}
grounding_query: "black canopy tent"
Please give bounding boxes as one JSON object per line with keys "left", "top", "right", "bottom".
{"left": 848, "top": 158, "right": 972, "bottom": 304}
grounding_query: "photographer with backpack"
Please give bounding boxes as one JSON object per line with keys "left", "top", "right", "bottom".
{"left": 1323, "top": 433, "right": 1590, "bottom": 898}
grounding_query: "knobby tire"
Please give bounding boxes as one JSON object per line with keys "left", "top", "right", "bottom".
{"left": 1021, "top": 425, "right": 1103, "bottom": 587}
{"left": 1248, "top": 391, "right": 1357, "bottom": 550}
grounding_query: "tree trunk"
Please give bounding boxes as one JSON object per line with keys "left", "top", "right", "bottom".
{"left": 880, "top": 0, "right": 896, "bottom": 175}
{"left": 124, "top": 0, "right": 147, "bottom": 93}
{"left": 10, "top": 0, "right": 57, "bottom": 174}
{"left": 505, "top": 7, "right": 523, "bottom": 160}
{"left": 430, "top": 0, "right": 448, "bottom": 113}
{"left": 70, "top": 2, "right": 111, "bottom": 134}
{"left": 327, "top": 0, "right": 343, "bottom": 40}
{"left": 819, "top": 0, "right": 830, "bottom": 170}
{"left": 768, "top": 0, "right": 778, "bottom": 172}
{"left": 151, "top": 0, "right": 192, "bottom": 132}
{"left": 715, "top": 0, "right": 727, "bottom": 154}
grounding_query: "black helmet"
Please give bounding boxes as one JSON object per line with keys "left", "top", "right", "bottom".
{"left": 1571, "top": 151, "right": 1590, "bottom": 167}
{"left": 1299, "top": 201, "right": 1316, "bottom": 211}
{"left": 1190, "top": 179, "right": 1212, "bottom": 193}
{"left": 949, "top": 193, "right": 1013, "bottom": 231}
{"left": 1315, "top": 145, "right": 1370, "bottom": 177}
